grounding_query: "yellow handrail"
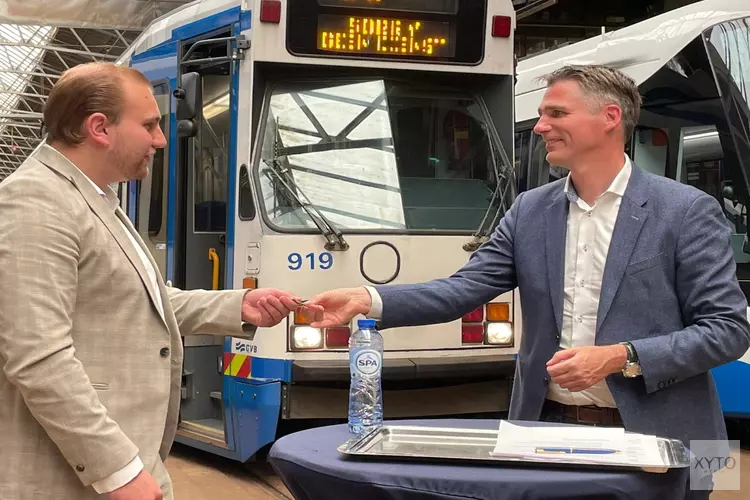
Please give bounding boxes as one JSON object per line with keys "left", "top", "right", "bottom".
{"left": 208, "top": 248, "right": 219, "bottom": 290}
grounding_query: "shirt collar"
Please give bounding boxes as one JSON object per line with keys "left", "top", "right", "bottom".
{"left": 564, "top": 154, "right": 632, "bottom": 204}
{"left": 46, "top": 145, "right": 121, "bottom": 211}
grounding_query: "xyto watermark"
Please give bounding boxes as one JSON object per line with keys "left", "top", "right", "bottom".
{"left": 689, "top": 440, "right": 741, "bottom": 491}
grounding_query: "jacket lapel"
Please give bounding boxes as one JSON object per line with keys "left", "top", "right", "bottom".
{"left": 596, "top": 165, "right": 650, "bottom": 332}
{"left": 34, "top": 145, "right": 168, "bottom": 326}
{"left": 114, "top": 208, "right": 169, "bottom": 326}
{"left": 544, "top": 188, "right": 569, "bottom": 334}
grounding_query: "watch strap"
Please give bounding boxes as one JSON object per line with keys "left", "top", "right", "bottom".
{"left": 620, "top": 341, "right": 638, "bottom": 363}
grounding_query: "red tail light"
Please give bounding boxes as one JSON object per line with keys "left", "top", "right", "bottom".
{"left": 462, "top": 307, "right": 483, "bottom": 323}
{"left": 461, "top": 324, "right": 484, "bottom": 344}
{"left": 491, "top": 16, "right": 512, "bottom": 38}
{"left": 326, "top": 327, "right": 351, "bottom": 347}
{"left": 260, "top": 0, "right": 281, "bottom": 23}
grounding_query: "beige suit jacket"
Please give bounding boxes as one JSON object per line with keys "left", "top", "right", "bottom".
{"left": 0, "top": 144, "right": 251, "bottom": 499}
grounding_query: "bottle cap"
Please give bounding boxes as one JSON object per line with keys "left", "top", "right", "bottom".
{"left": 357, "top": 318, "right": 377, "bottom": 329}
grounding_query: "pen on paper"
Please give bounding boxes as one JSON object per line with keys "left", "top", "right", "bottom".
{"left": 534, "top": 447, "right": 620, "bottom": 455}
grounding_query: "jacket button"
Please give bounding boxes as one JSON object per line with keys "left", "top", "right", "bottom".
{"left": 76, "top": 464, "right": 85, "bottom": 472}
{"left": 160, "top": 347, "right": 170, "bottom": 358}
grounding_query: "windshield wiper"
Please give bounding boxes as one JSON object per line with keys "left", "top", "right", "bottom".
{"left": 262, "top": 147, "right": 349, "bottom": 252}
{"left": 463, "top": 132, "right": 516, "bottom": 252}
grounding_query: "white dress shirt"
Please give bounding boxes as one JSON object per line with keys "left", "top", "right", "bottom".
{"left": 366, "top": 156, "right": 634, "bottom": 409}
{"left": 546, "top": 156, "right": 632, "bottom": 408}
{"left": 65, "top": 158, "right": 164, "bottom": 493}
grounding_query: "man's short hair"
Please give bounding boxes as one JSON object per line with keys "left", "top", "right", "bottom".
{"left": 538, "top": 65, "right": 643, "bottom": 140}
{"left": 43, "top": 62, "right": 151, "bottom": 146}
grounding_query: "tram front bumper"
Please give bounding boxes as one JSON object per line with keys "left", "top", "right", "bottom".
{"left": 291, "top": 354, "right": 516, "bottom": 382}
{"left": 281, "top": 355, "right": 516, "bottom": 419}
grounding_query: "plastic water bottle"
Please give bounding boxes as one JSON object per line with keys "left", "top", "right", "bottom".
{"left": 348, "top": 318, "right": 384, "bottom": 434}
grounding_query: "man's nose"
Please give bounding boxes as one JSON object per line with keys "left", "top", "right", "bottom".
{"left": 154, "top": 127, "right": 167, "bottom": 148}
{"left": 533, "top": 117, "right": 550, "bottom": 135}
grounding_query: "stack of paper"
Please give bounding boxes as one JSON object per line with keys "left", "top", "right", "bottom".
{"left": 490, "top": 421, "right": 666, "bottom": 468}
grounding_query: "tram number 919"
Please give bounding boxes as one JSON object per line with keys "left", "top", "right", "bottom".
{"left": 288, "top": 252, "right": 333, "bottom": 271}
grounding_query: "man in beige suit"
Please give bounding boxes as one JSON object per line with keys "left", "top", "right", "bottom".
{"left": 0, "top": 63, "right": 316, "bottom": 500}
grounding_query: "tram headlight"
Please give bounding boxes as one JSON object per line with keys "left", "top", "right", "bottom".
{"left": 485, "top": 322, "right": 513, "bottom": 346}
{"left": 291, "top": 326, "right": 323, "bottom": 350}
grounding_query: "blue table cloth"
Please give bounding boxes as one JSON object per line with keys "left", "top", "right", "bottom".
{"left": 269, "top": 419, "right": 689, "bottom": 500}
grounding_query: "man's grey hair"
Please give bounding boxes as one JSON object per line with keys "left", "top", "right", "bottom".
{"left": 538, "top": 65, "right": 643, "bottom": 141}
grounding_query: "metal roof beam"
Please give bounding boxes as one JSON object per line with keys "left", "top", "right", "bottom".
{"left": 15, "top": 78, "right": 53, "bottom": 95}
{"left": 3, "top": 122, "right": 40, "bottom": 131}
{"left": 0, "top": 1, "right": 192, "bottom": 30}
{"left": 8, "top": 124, "right": 39, "bottom": 139}
{"left": 0, "top": 138, "right": 30, "bottom": 147}
{"left": 0, "top": 114, "right": 42, "bottom": 120}
{"left": 51, "top": 49, "right": 72, "bottom": 70}
{"left": 6, "top": 133, "right": 38, "bottom": 150}
{"left": 0, "top": 90, "right": 46, "bottom": 101}
{"left": 0, "top": 146, "right": 33, "bottom": 155}
{"left": 0, "top": 41, "right": 120, "bottom": 60}
{"left": 113, "top": 30, "right": 130, "bottom": 49}
{"left": 0, "top": 108, "right": 42, "bottom": 116}
{"left": 0, "top": 133, "right": 41, "bottom": 142}
{"left": 0, "top": 68, "right": 60, "bottom": 79}
{"left": 68, "top": 28, "right": 101, "bottom": 62}
{"left": 0, "top": 150, "right": 24, "bottom": 160}
{"left": 0, "top": 143, "right": 34, "bottom": 152}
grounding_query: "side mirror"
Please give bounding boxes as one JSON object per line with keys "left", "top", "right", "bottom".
{"left": 174, "top": 72, "right": 202, "bottom": 121}
{"left": 174, "top": 72, "right": 202, "bottom": 138}
{"left": 177, "top": 120, "right": 198, "bottom": 138}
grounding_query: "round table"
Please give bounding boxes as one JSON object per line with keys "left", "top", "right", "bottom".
{"left": 268, "top": 419, "right": 689, "bottom": 500}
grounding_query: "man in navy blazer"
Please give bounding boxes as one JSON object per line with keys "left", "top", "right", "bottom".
{"left": 305, "top": 65, "right": 750, "bottom": 498}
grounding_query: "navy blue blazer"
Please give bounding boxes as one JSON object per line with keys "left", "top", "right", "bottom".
{"left": 375, "top": 164, "right": 750, "bottom": 448}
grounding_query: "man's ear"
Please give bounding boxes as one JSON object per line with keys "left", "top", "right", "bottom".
{"left": 85, "top": 112, "right": 111, "bottom": 147}
{"left": 602, "top": 104, "right": 623, "bottom": 135}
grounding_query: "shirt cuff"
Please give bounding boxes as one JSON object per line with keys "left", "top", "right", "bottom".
{"left": 91, "top": 456, "right": 144, "bottom": 494}
{"left": 364, "top": 286, "right": 383, "bottom": 319}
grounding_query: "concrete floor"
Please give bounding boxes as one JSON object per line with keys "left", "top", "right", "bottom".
{"left": 166, "top": 443, "right": 291, "bottom": 499}
{"left": 165, "top": 443, "right": 749, "bottom": 499}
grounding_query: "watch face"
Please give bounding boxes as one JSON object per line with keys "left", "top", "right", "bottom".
{"left": 623, "top": 363, "right": 642, "bottom": 378}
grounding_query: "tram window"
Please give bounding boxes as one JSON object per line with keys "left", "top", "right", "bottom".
{"left": 679, "top": 126, "right": 746, "bottom": 232}
{"left": 518, "top": 131, "right": 567, "bottom": 190}
{"left": 135, "top": 83, "right": 168, "bottom": 237}
{"left": 631, "top": 128, "right": 667, "bottom": 177}
{"left": 514, "top": 130, "right": 531, "bottom": 192}
{"left": 257, "top": 79, "right": 506, "bottom": 232}
{"left": 635, "top": 119, "right": 748, "bottom": 263}
{"left": 134, "top": 81, "right": 169, "bottom": 279}
{"left": 703, "top": 16, "right": 750, "bottom": 263}
{"left": 238, "top": 164, "right": 255, "bottom": 220}
{"left": 194, "top": 75, "right": 230, "bottom": 233}
{"left": 147, "top": 148, "right": 165, "bottom": 235}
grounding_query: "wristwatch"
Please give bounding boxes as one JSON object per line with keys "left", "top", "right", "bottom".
{"left": 620, "top": 342, "right": 642, "bottom": 378}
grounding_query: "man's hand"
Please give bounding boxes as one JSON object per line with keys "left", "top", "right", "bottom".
{"left": 108, "top": 470, "right": 162, "bottom": 500}
{"left": 546, "top": 345, "right": 628, "bottom": 392}
{"left": 242, "top": 288, "right": 322, "bottom": 327}
{"left": 306, "top": 287, "right": 372, "bottom": 328}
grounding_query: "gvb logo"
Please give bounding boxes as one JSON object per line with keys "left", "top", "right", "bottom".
{"left": 353, "top": 349, "right": 381, "bottom": 377}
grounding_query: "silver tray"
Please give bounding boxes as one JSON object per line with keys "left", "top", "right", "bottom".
{"left": 337, "top": 424, "right": 691, "bottom": 473}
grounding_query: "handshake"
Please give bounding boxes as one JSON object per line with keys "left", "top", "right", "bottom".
{"left": 242, "top": 286, "right": 374, "bottom": 328}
